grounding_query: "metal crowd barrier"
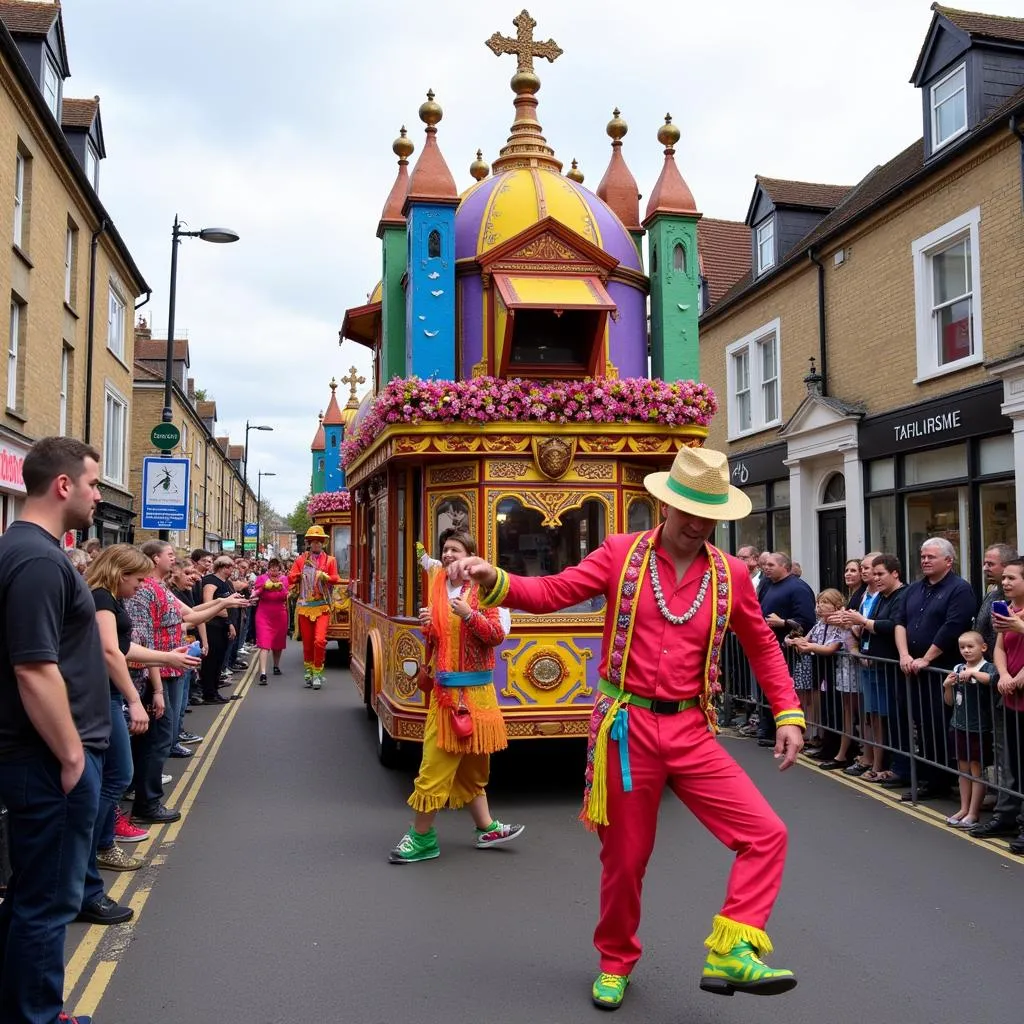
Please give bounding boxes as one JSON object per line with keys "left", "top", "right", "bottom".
{"left": 717, "top": 633, "right": 1024, "bottom": 809}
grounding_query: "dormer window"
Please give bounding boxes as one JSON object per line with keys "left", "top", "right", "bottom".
{"left": 755, "top": 218, "right": 775, "bottom": 275}
{"left": 930, "top": 64, "right": 967, "bottom": 151}
{"left": 42, "top": 57, "right": 61, "bottom": 119}
{"left": 84, "top": 143, "right": 98, "bottom": 192}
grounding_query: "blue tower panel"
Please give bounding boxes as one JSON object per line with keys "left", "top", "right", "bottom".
{"left": 324, "top": 425, "right": 343, "bottom": 493}
{"left": 405, "top": 203, "right": 456, "bottom": 379}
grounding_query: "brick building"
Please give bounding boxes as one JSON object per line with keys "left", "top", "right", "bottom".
{"left": 0, "top": 1, "right": 148, "bottom": 542}
{"left": 130, "top": 324, "right": 253, "bottom": 553}
{"left": 698, "top": 4, "right": 1024, "bottom": 593}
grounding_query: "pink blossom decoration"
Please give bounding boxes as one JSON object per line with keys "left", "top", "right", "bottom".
{"left": 306, "top": 490, "right": 352, "bottom": 517}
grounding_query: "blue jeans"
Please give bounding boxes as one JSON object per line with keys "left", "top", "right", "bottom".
{"left": 83, "top": 699, "right": 135, "bottom": 906}
{"left": 0, "top": 748, "right": 101, "bottom": 1024}
{"left": 130, "top": 677, "right": 182, "bottom": 815}
{"left": 175, "top": 670, "right": 193, "bottom": 738}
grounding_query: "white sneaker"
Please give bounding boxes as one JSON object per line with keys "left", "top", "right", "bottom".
{"left": 161, "top": 773, "right": 172, "bottom": 785}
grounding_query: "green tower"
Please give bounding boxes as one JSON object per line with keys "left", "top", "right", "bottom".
{"left": 377, "top": 128, "right": 414, "bottom": 383}
{"left": 643, "top": 116, "right": 701, "bottom": 382}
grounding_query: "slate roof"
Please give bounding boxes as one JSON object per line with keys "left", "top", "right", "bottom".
{"left": 933, "top": 4, "right": 1024, "bottom": 44}
{"left": 755, "top": 175, "right": 852, "bottom": 211}
{"left": 132, "top": 360, "right": 163, "bottom": 382}
{"left": 697, "top": 218, "right": 751, "bottom": 306}
{"left": 61, "top": 96, "right": 97, "bottom": 130}
{"left": 0, "top": 1, "right": 58, "bottom": 35}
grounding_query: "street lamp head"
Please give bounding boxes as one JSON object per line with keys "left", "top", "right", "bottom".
{"left": 260, "top": 471, "right": 277, "bottom": 478}
{"left": 197, "top": 227, "right": 240, "bottom": 244}
{"left": 253, "top": 425, "right": 273, "bottom": 432}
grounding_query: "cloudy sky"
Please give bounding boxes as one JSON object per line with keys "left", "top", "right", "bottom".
{"left": 58, "top": 0, "right": 1021, "bottom": 514}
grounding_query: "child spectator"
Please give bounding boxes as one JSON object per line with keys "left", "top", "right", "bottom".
{"left": 942, "top": 630, "right": 995, "bottom": 828}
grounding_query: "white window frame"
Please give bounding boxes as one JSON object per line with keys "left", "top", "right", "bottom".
{"left": 64, "top": 226, "right": 74, "bottom": 304}
{"left": 103, "top": 386, "right": 128, "bottom": 485}
{"left": 42, "top": 56, "right": 60, "bottom": 119}
{"left": 7, "top": 302, "right": 20, "bottom": 410}
{"left": 726, "top": 318, "right": 782, "bottom": 440}
{"left": 930, "top": 63, "right": 967, "bottom": 152}
{"left": 107, "top": 286, "right": 125, "bottom": 360}
{"left": 84, "top": 143, "right": 98, "bottom": 191}
{"left": 755, "top": 218, "right": 775, "bottom": 275}
{"left": 59, "top": 347, "right": 69, "bottom": 434}
{"left": 13, "top": 153, "right": 24, "bottom": 247}
{"left": 911, "top": 207, "right": 982, "bottom": 383}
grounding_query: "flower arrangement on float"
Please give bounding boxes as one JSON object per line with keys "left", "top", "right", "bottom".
{"left": 341, "top": 375, "right": 717, "bottom": 467}
{"left": 306, "top": 490, "right": 352, "bottom": 516}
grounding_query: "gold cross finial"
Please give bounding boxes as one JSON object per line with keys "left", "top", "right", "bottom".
{"left": 485, "top": 9, "right": 562, "bottom": 74}
{"left": 341, "top": 365, "right": 366, "bottom": 407}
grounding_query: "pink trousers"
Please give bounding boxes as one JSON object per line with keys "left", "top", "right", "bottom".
{"left": 595, "top": 705, "right": 788, "bottom": 974}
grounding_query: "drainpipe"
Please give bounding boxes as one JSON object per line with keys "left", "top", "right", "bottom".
{"left": 1011, "top": 113, "right": 1024, "bottom": 210}
{"left": 134, "top": 290, "right": 151, "bottom": 313}
{"left": 806, "top": 247, "right": 828, "bottom": 397}
{"left": 83, "top": 219, "right": 108, "bottom": 443}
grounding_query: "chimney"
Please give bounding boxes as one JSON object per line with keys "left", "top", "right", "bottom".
{"left": 135, "top": 315, "right": 151, "bottom": 341}
{"left": 186, "top": 377, "right": 195, "bottom": 401}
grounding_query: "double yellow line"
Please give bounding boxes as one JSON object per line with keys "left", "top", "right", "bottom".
{"left": 63, "top": 665, "right": 256, "bottom": 1016}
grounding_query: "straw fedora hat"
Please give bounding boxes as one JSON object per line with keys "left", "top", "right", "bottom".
{"left": 644, "top": 447, "right": 752, "bottom": 521}
{"left": 304, "top": 524, "right": 329, "bottom": 542}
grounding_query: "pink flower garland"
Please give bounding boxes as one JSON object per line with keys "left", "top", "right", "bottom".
{"left": 307, "top": 490, "right": 351, "bottom": 516}
{"left": 341, "top": 376, "right": 717, "bottom": 468}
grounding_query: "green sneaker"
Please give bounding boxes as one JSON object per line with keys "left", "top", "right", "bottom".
{"left": 700, "top": 941, "right": 797, "bottom": 996}
{"left": 303, "top": 666, "right": 313, "bottom": 688}
{"left": 388, "top": 828, "right": 440, "bottom": 864}
{"left": 311, "top": 671, "right": 322, "bottom": 690}
{"left": 591, "top": 972, "right": 629, "bottom": 1010}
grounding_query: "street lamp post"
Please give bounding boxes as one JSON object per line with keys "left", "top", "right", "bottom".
{"left": 242, "top": 422, "right": 273, "bottom": 553}
{"left": 256, "top": 470, "right": 276, "bottom": 552}
{"left": 159, "top": 215, "right": 239, "bottom": 543}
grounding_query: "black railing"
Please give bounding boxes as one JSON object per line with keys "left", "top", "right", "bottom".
{"left": 718, "top": 633, "right": 1024, "bottom": 810}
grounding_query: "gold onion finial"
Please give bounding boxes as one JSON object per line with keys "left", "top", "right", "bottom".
{"left": 393, "top": 125, "right": 414, "bottom": 161}
{"left": 470, "top": 149, "right": 490, "bottom": 181}
{"left": 658, "top": 113, "right": 680, "bottom": 150}
{"left": 566, "top": 158, "right": 584, "bottom": 183}
{"left": 419, "top": 89, "right": 443, "bottom": 127}
{"left": 607, "top": 107, "right": 628, "bottom": 141}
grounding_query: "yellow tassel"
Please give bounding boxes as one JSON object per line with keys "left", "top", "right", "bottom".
{"left": 407, "top": 790, "right": 449, "bottom": 814}
{"left": 585, "top": 699, "right": 622, "bottom": 828}
{"left": 704, "top": 914, "right": 774, "bottom": 956}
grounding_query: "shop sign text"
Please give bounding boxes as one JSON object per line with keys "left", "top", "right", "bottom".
{"left": 892, "top": 409, "right": 961, "bottom": 443}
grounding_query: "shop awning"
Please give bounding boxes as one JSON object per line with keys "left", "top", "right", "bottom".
{"left": 340, "top": 300, "right": 381, "bottom": 348}
{"left": 493, "top": 274, "right": 616, "bottom": 312}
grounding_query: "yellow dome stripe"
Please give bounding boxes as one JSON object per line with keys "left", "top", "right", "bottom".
{"left": 543, "top": 174, "right": 602, "bottom": 248}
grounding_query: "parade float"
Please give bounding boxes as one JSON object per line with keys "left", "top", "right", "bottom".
{"left": 306, "top": 371, "right": 365, "bottom": 659}
{"left": 339, "top": 9, "right": 716, "bottom": 764}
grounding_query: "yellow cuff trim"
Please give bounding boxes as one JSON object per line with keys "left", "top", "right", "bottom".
{"left": 705, "top": 914, "right": 773, "bottom": 956}
{"left": 479, "top": 567, "right": 510, "bottom": 608}
{"left": 774, "top": 709, "right": 806, "bottom": 730}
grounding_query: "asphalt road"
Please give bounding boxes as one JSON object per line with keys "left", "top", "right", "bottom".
{"left": 65, "top": 640, "right": 1024, "bottom": 1024}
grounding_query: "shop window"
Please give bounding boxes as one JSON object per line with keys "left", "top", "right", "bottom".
{"left": 742, "top": 484, "right": 767, "bottom": 511}
{"left": 979, "top": 435, "right": 1014, "bottom": 476}
{"left": 496, "top": 497, "right": 607, "bottom": 610}
{"left": 822, "top": 473, "right": 846, "bottom": 504}
{"left": 869, "top": 495, "right": 897, "bottom": 554}
{"left": 735, "top": 513, "right": 768, "bottom": 556}
{"left": 903, "top": 443, "right": 967, "bottom": 486}
{"left": 912, "top": 208, "right": 982, "bottom": 380}
{"left": 726, "top": 320, "right": 781, "bottom": 439}
{"left": 772, "top": 508, "right": 791, "bottom": 555}
{"left": 980, "top": 481, "right": 1016, "bottom": 554}
{"left": 868, "top": 459, "right": 895, "bottom": 492}
{"left": 905, "top": 487, "right": 966, "bottom": 573}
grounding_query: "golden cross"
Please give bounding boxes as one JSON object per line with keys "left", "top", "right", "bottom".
{"left": 485, "top": 9, "right": 562, "bottom": 74}
{"left": 341, "top": 365, "right": 366, "bottom": 404}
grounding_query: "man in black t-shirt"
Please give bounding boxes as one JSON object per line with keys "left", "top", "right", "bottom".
{"left": 0, "top": 437, "right": 108, "bottom": 1024}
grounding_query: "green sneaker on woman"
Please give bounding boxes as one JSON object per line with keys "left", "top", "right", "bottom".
{"left": 389, "top": 827, "right": 440, "bottom": 864}
{"left": 700, "top": 941, "right": 797, "bottom": 996}
{"left": 591, "top": 972, "right": 629, "bottom": 1010}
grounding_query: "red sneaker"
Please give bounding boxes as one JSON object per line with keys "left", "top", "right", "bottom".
{"left": 114, "top": 806, "right": 149, "bottom": 843}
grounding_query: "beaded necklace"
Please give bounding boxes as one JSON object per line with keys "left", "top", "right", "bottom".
{"left": 647, "top": 548, "right": 712, "bottom": 626}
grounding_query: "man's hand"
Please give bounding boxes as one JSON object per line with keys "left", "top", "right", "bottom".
{"left": 60, "top": 751, "right": 85, "bottom": 794}
{"left": 899, "top": 653, "right": 916, "bottom": 674}
{"left": 910, "top": 657, "right": 931, "bottom": 674}
{"left": 447, "top": 556, "right": 498, "bottom": 592}
{"left": 228, "top": 625, "right": 236, "bottom": 641}
{"left": 765, "top": 612, "right": 785, "bottom": 628}
{"left": 150, "top": 691, "right": 165, "bottom": 720}
{"left": 126, "top": 699, "right": 150, "bottom": 736}
{"left": 167, "top": 647, "right": 202, "bottom": 671}
{"left": 774, "top": 725, "right": 804, "bottom": 770}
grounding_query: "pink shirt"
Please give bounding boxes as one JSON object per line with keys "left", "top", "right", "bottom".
{"left": 1001, "top": 618, "right": 1024, "bottom": 712}
{"left": 500, "top": 530, "right": 800, "bottom": 718}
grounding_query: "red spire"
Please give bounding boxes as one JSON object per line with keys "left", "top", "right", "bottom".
{"left": 310, "top": 412, "right": 325, "bottom": 452}
{"left": 643, "top": 114, "right": 698, "bottom": 227}
{"left": 377, "top": 127, "right": 414, "bottom": 237}
{"left": 404, "top": 90, "right": 458, "bottom": 212}
{"left": 322, "top": 379, "right": 344, "bottom": 426}
{"left": 596, "top": 109, "right": 641, "bottom": 233}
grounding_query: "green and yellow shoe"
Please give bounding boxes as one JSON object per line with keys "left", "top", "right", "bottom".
{"left": 591, "top": 972, "right": 629, "bottom": 1011}
{"left": 700, "top": 941, "right": 797, "bottom": 996}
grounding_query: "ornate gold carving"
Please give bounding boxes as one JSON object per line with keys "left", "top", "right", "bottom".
{"left": 437, "top": 435, "right": 481, "bottom": 453}
{"left": 394, "top": 436, "right": 432, "bottom": 455}
{"left": 428, "top": 464, "right": 477, "bottom": 485}
{"left": 573, "top": 460, "right": 614, "bottom": 481}
{"left": 532, "top": 436, "right": 576, "bottom": 480}
{"left": 488, "top": 459, "right": 531, "bottom": 479}
{"left": 519, "top": 489, "right": 583, "bottom": 527}
{"left": 525, "top": 651, "right": 566, "bottom": 691}
{"left": 628, "top": 435, "right": 673, "bottom": 454}
{"left": 623, "top": 466, "right": 645, "bottom": 485}
{"left": 493, "top": 260, "right": 602, "bottom": 276}
{"left": 471, "top": 360, "right": 487, "bottom": 378}
{"left": 482, "top": 435, "right": 531, "bottom": 453}
{"left": 578, "top": 435, "right": 626, "bottom": 454}
{"left": 508, "top": 234, "right": 578, "bottom": 262}
{"left": 393, "top": 630, "right": 422, "bottom": 700}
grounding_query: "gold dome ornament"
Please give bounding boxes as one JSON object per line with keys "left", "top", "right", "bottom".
{"left": 658, "top": 113, "right": 681, "bottom": 151}
{"left": 419, "top": 89, "right": 443, "bottom": 127}
{"left": 607, "top": 107, "right": 628, "bottom": 142}
{"left": 566, "top": 159, "right": 584, "bottom": 184}
{"left": 393, "top": 126, "right": 414, "bottom": 162}
{"left": 470, "top": 149, "right": 490, "bottom": 181}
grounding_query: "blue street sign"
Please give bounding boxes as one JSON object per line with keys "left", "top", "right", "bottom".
{"left": 243, "top": 523, "right": 258, "bottom": 537}
{"left": 141, "top": 457, "right": 191, "bottom": 532}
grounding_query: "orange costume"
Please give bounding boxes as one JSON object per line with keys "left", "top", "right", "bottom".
{"left": 287, "top": 526, "right": 340, "bottom": 688}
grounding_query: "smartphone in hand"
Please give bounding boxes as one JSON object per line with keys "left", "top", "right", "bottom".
{"left": 992, "top": 600, "right": 1011, "bottom": 617}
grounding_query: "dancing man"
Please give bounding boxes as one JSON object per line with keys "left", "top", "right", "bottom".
{"left": 449, "top": 447, "right": 805, "bottom": 1010}
{"left": 287, "top": 525, "right": 340, "bottom": 689}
